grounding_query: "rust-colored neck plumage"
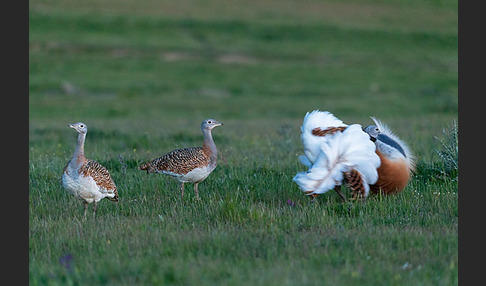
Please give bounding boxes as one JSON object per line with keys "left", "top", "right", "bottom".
{"left": 72, "top": 132, "right": 87, "bottom": 167}
{"left": 371, "top": 150, "right": 410, "bottom": 195}
{"left": 202, "top": 128, "right": 218, "bottom": 166}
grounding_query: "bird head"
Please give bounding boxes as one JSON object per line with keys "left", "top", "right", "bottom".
{"left": 201, "top": 119, "right": 223, "bottom": 131}
{"left": 69, "top": 122, "right": 88, "bottom": 134}
{"left": 363, "top": 124, "right": 380, "bottom": 142}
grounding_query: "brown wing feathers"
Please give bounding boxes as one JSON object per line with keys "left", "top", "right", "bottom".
{"left": 344, "top": 169, "right": 366, "bottom": 199}
{"left": 139, "top": 147, "right": 210, "bottom": 175}
{"left": 311, "top": 126, "right": 347, "bottom": 137}
{"left": 80, "top": 160, "right": 118, "bottom": 201}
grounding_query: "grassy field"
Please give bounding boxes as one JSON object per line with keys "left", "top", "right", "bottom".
{"left": 29, "top": 0, "right": 458, "bottom": 285}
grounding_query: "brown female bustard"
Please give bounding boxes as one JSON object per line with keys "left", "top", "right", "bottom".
{"left": 139, "top": 119, "right": 223, "bottom": 198}
{"left": 62, "top": 122, "right": 118, "bottom": 220}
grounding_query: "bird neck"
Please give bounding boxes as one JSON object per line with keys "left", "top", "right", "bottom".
{"left": 71, "top": 133, "right": 87, "bottom": 166}
{"left": 376, "top": 134, "right": 406, "bottom": 159}
{"left": 202, "top": 128, "right": 218, "bottom": 161}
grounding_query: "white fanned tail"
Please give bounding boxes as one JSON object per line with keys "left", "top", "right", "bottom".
{"left": 293, "top": 124, "right": 381, "bottom": 197}
{"left": 300, "top": 110, "right": 347, "bottom": 165}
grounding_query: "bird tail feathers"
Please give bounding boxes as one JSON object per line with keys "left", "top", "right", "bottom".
{"left": 138, "top": 162, "right": 152, "bottom": 172}
{"left": 293, "top": 124, "right": 380, "bottom": 197}
{"left": 300, "top": 110, "right": 348, "bottom": 165}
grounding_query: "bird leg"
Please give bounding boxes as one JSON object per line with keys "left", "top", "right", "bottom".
{"left": 180, "top": 182, "right": 185, "bottom": 198}
{"left": 83, "top": 201, "right": 88, "bottom": 219}
{"left": 310, "top": 194, "right": 319, "bottom": 203}
{"left": 194, "top": 183, "right": 200, "bottom": 199}
{"left": 334, "top": 185, "right": 347, "bottom": 202}
{"left": 92, "top": 201, "right": 98, "bottom": 221}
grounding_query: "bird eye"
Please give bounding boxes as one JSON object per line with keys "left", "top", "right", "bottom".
{"left": 80, "top": 125, "right": 84, "bottom": 128}
{"left": 208, "top": 121, "right": 212, "bottom": 124}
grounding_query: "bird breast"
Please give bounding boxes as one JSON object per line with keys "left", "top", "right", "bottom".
{"left": 371, "top": 150, "right": 410, "bottom": 195}
{"left": 62, "top": 168, "right": 103, "bottom": 203}
{"left": 163, "top": 164, "right": 215, "bottom": 183}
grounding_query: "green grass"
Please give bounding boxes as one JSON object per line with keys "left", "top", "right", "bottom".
{"left": 29, "top": 0, "right": 457, "bottom": 285}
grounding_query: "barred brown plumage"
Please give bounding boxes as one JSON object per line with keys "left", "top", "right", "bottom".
{"left": 344, "top": 169, "right": 366, "bottom": 200}
{"left": 311, "top": 126, "right": 347, "bottom": 137}
{"left": 81, "top": 160, "right": 118, "bottom": 202}
{"left": 140, "top": 147, "right": 210, "bottom": 175}
{"left": 139, "top": 119, "right": 223, "bottom": 198}
{"left": 62, "top": 122, "right": 118, "bottom": 220}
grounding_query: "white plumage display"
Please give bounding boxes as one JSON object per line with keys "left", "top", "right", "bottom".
{"left": 293, "top": 110, "right": 381, "bottom": 200}
{"left": 62, "top": 122, "right": 118, "bottom": 220}
{"left": 297, "top": 110, "right": 348, "bottom": 167}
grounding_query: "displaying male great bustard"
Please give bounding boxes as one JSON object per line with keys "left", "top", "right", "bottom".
{"left": 62, "top": 122, "right": 118, "bottom": 220}
{"left": 293, "top": 110, "right": 381, "bottom": 200}
{"left": 139, "top": 119, "right": 223, "bottom": 199}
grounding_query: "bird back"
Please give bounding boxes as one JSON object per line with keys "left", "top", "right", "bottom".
{"left": 139, "top": 147, "right": 210, "bottom": 176}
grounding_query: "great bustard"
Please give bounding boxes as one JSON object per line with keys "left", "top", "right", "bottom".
{"left": 139, "top": 119, "right": 223, "bottom": 198}
{"left": 293, "top": 110, "right": 381, "bottom": 201}
{"left": 62, "top": 122, "right": 118, "bottom": 220}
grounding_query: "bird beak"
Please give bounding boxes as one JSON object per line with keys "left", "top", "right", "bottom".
{"left": 69, "top": 123, "right": 75, "bottom": 129}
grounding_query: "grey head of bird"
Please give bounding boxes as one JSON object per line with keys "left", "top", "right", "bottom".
{"left": 201, "top": 119, "right": 223, "bottom": 131}
{"left": 363, "top": 124, "right": 380, "bottom": 142}
{"left": 70, "top": 122, "right": 88, "bottom": 134}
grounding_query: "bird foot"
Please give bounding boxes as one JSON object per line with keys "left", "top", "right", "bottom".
{"left": 334, "top": 186, "right": 347, "bottom": 202}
